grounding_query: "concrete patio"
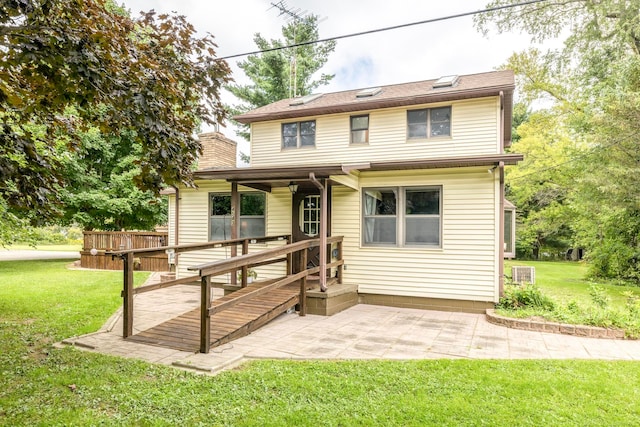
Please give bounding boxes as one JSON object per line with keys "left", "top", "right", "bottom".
{"left": 60, "top": 276, "right": 640, "bottom": 374}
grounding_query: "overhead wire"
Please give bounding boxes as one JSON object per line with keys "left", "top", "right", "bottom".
{"left": 217, "top": 0, "right": 549, "bottom": 60}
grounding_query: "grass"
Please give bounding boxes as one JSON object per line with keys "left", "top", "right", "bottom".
{"left": 1, "top": 260, "right": 640, "bottom": 425}
{"left": 5, "top": 243, "right": 82, "bottom": 252}
{"left": 505, "top": 260, "right": 640, "bottom": 307}
{"left": 503, "top": 260, "right": 640, "bottom": 336}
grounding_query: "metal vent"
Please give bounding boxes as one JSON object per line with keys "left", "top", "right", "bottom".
{"left": 511, "top": 266, "right": 535, "bottom": 284}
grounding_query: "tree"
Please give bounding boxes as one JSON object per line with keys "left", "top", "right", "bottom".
{"left": 477, "top": 0, "right": 640, "bottom": 280}
{"left": 227, "top": 14, "right": 336, "bottom": 140}
{"left": 59, "top": 127, "right": 167, "bottom": 231}
{"left": 505, "top": 109, "right": 582, "bottom": 258}
{"left": 0, "top": 0, "right": 231, "bottom": 232}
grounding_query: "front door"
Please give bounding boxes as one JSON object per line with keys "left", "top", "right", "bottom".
{"left": 291, "top": 187, "right": 330, "bottom": 273}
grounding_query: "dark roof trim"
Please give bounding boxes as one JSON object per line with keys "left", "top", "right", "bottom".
{"left": 193, "top": 154, "right": 523, "bottom": 183}
{"left": 366, "top": 154, "right": 523, "bottom": 171}
{"left": 193, "top": 164, "right": 348, "bottom": 181}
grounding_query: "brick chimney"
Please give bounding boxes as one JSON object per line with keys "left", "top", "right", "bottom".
{"left": 197, "top": 132, "right": 237, "bottom": 169}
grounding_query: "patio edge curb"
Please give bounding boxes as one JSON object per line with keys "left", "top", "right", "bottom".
{"left": 485, "top": 309, "right": 627, "bottom": 339}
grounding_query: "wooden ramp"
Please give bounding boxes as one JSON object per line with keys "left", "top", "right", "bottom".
{"left": 126, "top": 281, "right": 300, "bottom": 352}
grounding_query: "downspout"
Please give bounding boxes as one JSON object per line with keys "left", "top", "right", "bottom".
{"left": 499, "top": 161, "right": 505, "bottom": 297}
{"left": 498, "top": 90, "right": 506, "bottom": 297}
{"left": 309, "top": 172, "right": 328, "bottom": 292}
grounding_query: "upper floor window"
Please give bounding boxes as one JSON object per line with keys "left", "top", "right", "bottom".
{"left": 282, "top": 120, "right": 316, "bottom": 149}
{"left": 350, "top": 114, "right": 369, "bottom": 144}
{"left": 363, "top": 186, "right": 441, "bottom": 247}
{"left": 210, "top": 192, "right": 266, "bottom": 241}
{"left": 407, "top": 106, "right": 451, "bottom": 139}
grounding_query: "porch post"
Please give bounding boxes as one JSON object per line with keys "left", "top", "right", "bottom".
{"left": 122, "top": 252, "right": 134, "bottom": 338}
{"left": 231, "top": 182, "right": 239, "bottom": 286}
{"left": 309, "top": 173, "right": 328, "bottom": 292}
{"left": 200, "top": 275, "right": 211, "bottom": 353}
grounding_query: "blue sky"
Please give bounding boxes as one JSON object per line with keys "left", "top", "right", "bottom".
{"left": 122, "top": 0, "right": 558, "bottom": 155}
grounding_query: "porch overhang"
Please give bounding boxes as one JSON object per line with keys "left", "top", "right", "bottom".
{"left": 192, "top": 153, "right": 523, "bottom": 191}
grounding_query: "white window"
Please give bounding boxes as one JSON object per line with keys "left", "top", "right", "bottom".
{"left": 363, "top": 186, "right": 441, "bottom": 247}
{"left": 300, "top": 195, "right": 321, "bottom": 236}
{"left": 407, "top": 106, "right": 451, "bottom": 139}
{"left": 209, "top": 193, "right": 266, "bottom": 241}
{"left": 504, "top": 200, "right": 516, "bottom": 258}
{"left": 282, "top": 120, "right": 316, "bottom": 148}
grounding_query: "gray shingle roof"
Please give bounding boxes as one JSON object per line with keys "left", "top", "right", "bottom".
{"left": 234, "top": 69, "right": 514, "bottom": 124}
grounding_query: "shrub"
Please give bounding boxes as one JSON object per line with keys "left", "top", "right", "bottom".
{"left": 588, "top": 284, "right": 610, "bottom": 309}
{"left": 498, "top": 284, "right": 555, "bottom": 311}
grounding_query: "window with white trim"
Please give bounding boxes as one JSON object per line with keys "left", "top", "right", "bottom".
{"left": 504, "top": 201, "right": 516, "bottom": 258}
{"left": 363, "top": 186, "right": 441, "bottom": 247}
{"left": 209, "top": 193, "right": 266, "bottom": 241}
{"left": 407, "top": 106, "right": 451, "bottom": 139}
{"left": 282, "top": 120, "right": 316, "bottom": 148}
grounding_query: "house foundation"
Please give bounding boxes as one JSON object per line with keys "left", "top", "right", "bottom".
{"left": 358, "top": 293, "right": 494, "bottom": 314}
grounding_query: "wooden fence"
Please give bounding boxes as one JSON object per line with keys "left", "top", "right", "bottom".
{"left": 81, "top": 231, "right": 169, "bottom": 271}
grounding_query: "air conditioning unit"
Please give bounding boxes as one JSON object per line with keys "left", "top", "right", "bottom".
{"left": 511, "top": 266, "right": 535, "bottom": 284}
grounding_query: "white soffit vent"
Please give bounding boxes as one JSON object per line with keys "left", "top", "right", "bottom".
{"left": 356, "top": 87, "right": 382, "bottom": 98}
{"left": 432, "top": 75, "right": 459, "bottom": 88}
{"left": 289, "top": 93, "right": 323, "bottom": 106}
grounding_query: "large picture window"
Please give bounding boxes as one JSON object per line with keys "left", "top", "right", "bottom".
{"left": 407, "top": 106, "right": 451, "bottom": 139}
{"left": 282, "top": 120, "right": 316, "bottom": 148}
{"left": 363, "top": 186, "right": 441, "bottom": 247}
{"left": 209, "top": 193, "right": 266, "bottom": 241}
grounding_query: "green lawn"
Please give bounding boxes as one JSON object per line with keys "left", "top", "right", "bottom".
{"left": 1, "top": 260, "right": 639, "bottom": 426}
{"left": 6, "top": 243, "right": 82, "bottom": 252}
{"left": 505, "top": 260, "right": 640, "bottom": 307}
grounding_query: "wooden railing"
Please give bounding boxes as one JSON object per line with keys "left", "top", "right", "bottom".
{"left": 188, "top": 235, "right": 344, "bottom": 353}
{"left": 108, "top": 234, "right": 345, "bottom": 353}
{"left": 82, "top": 231, "right": 169, "bottom": 271}
{"left": 108, "top": 235, "right": 291, "bottom": 338}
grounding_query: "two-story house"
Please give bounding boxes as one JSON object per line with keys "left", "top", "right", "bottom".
{"left": 167, "top": 69, "right": 522, "bottom": 314}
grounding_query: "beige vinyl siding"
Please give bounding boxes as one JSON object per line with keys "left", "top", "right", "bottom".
{"left": 251, "top": 97, "right": 499, "bottom": 167}
{"left": 175, "top": 182, "right": 290, "bottom": 281}
{"left": 332, "top": 167, "right": 500, "bottom": 302}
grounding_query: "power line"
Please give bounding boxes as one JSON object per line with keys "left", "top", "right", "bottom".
{"left": 218, "top": 0, "right": 549, "bottom": 61}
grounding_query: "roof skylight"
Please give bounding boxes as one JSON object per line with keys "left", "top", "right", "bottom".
{"left": 289, "top": 93, "right": 323, "bottom": 106}
{"left": 432, "top": 75, "right": 459, "bottom": 88}
{"left": 356, "top": 87, "right": 382, "bottom": 98}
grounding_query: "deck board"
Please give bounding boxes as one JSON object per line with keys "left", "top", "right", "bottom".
{"left": 126, "top": 281, "right": 300, "bottom": 352}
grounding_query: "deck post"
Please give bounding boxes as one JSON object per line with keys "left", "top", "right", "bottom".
{"left": 240, "top": 239, "right": 249, "bottom": 287}
{"left": 231, "top": 182, "right": 239, "bottom": 286}
{"left": 200, "top": 275, "right": 211, "bottom": 353}
{"left": 286, "top": 235, "right": 292, "bottom": 276}
{"left": 299, "top": 248, "right": 307, "bottom": 316}
{"left": 337, "top": 240, "right": 343, "bottom": 284}
{"left": 122, "top": 252, "right": 134, "bottom": 338}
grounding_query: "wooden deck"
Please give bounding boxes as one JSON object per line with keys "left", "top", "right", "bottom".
{"left": 126, "top": 281, "right": 300, "bottom": 352}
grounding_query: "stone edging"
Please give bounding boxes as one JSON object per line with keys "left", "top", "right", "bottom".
{"left": 485, "top": 309, "right": 626, "bottom": 339}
